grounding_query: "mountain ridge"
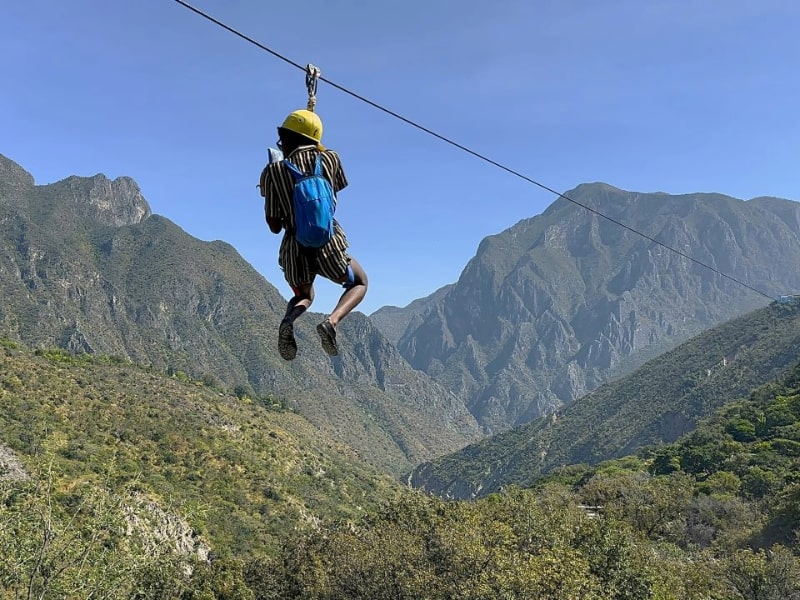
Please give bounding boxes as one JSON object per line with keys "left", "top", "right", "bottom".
{"left": 5, "top": 152, "right": 800, "bottom": 478}
{"left": 394, "top": 183, "right": 800, "bottom": 433}
{"left": 409, "top": 299, "right": 800, "bottom": 498}
{"left": 0, "top": 153, "right": 482, "bottom": 476}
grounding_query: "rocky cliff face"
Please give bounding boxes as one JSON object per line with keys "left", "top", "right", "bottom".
{"left": 0, "top": 154, "right": 151, "bottom": 227}
{"left": 398, "top": 183, "right": 800, "bottom": 433}
{"left": 0, "top": 443, "right": 29, "bottom": 481}
{"left": 57, "top": 174, "right": 152, "bottom": 227}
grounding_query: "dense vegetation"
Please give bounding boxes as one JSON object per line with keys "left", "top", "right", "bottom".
{"left": 248, "top": 361, "right": 800, "bottom": 599}
{"left": 0, "top": 338, "right": 400, "bottom": 597}
{"left": 3, "top": 336, "right": 800, "bottom": 598}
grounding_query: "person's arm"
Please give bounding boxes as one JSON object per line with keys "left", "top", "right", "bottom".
{"left": 266, "top": 212, "right": 283, "bottom": 234}
{"left": 327, "top": 151, "right": 348, "bottom": 193}
{"left": 262, "top": 164, "right": 284, "bottom": 234}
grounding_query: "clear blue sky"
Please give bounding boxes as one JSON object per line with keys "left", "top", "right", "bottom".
{"left": 3, "top": 1, "right": 798, "bottom": 314}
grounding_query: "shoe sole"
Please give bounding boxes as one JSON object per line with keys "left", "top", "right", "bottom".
{"left": 278, "top": 321, "right": 297, "bottom": 360}
{"left": 316, "top": 322, "right": 338, "bottom": 356}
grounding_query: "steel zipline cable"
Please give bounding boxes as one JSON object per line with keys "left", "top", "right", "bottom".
{"left": 172, "top": 0, "right": 775, "bottom": 301}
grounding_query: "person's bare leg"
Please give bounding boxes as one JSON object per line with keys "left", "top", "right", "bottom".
{"left": 315, "top": 259, "right": 368, "bottom": 356}
{"left": 328, "top": 259, "right": 368, "bottom": 327}
{"left": 283, "top": 283, "right": 315, "bottom": 323}
{"left": 278, "top": 283, "right": 314, "bottom": 360}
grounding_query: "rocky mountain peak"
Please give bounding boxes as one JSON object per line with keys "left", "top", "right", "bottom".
{"left": 0, "top": 154, "right": 35, "bottom": 199}
{"left": 396, "top": 184, "right": 800, "bottom": 434}
{"left": 59, "top": 173, "right": 152, "bottom": 227}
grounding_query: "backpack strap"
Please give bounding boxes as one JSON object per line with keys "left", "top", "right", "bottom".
{"left": 313, "top": 154, "right": 323, "bottom": 177}
{"left": 283, "top": 159, "right": 304, "bottom": 180}
{"left": 283, "top": 154, "right": 324, "bottom": 180}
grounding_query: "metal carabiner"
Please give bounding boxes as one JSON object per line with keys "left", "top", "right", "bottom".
{"left": 306, "top": 63, "right": 321, "bottom": 111}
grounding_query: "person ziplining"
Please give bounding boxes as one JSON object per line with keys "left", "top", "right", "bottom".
{"left": 172, "top": 0, "right": 778, "bottom": 346}
{"left": 258, "top": 65, "right": 368, "bottom": 360}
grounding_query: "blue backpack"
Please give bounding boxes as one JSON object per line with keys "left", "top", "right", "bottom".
{"left": 283, "top": 154, "right": 335, "bottom": 248}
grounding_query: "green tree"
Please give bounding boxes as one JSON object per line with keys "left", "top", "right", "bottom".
{"left": 0, "top": 476, "right": 136, "bottom": 598}
{"left": 579, "top": 471, "right": 693, "bottom": 539}
{"left": 724, "top": 546, "right": 800, "bottom": 600}
{"left": 698, "top": 471, "right": 741, "bottom": 497}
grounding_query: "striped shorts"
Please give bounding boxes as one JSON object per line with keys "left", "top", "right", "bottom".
{"left": 278, "top": 221, "right": 350, "bottom": 289}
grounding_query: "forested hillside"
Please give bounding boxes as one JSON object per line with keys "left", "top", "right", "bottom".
{"left": 0, "top": 338, "right": 400, "bottom": 585}
{"left": 4, "top": 338, "right": 800, "bottom": 598}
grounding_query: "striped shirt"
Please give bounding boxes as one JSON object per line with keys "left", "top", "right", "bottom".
{"left": 260, "top": 146, "right": 351, "bottom": 287}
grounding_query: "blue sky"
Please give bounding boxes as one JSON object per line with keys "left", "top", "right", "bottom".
{"left": 2, "top": 1, "right": 799, "bottom": 314}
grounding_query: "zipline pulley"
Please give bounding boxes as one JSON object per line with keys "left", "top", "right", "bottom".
{"left": 306, "top": 64, "right": 321, "bottom": 112}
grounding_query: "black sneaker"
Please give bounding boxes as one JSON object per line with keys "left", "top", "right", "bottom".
{"left": 278, "top": 320, "right": 297, "bottom": 360}
{"left": 316, "top": 320, "right": 338, "bottom": 356}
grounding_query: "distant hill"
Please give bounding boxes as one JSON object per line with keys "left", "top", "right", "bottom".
{"left": 370, "top": 284, "right": 454, "bottom": 345}
{"left": 397, "top": 183, "right": 800, "bottom": 433}
{"left": 410, "top": 299, "right": 800, "bottom": 498}
{"left": 0, "top": 153, "right": 482, "bottom": 475}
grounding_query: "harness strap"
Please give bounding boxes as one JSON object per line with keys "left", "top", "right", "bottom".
{"left": 312, "top": 154, "right": 322, "bottom": 176}
{"left": 283, "top": 154, "right": 323, "bottom": 180}
{"left": 342, "top": 264, "right": 356, "bottom": 290}
{"left": 283, "top": 159, "right": 304, "bottom": 180}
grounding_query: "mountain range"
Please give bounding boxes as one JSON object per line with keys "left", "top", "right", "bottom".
{"left": 392, "top": 183, "right": 800, "bottom": 433}
{"left": 0, "top": 153, "right": 481, "bottom": 476}
{"left": 2, "top": 152, "right": 800, "bottom": 479}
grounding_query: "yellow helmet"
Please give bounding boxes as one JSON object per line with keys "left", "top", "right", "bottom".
{"left": 279, "top": 109, "right": 323, "bottom": 144}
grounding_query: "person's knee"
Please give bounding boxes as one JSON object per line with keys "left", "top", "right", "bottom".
{"left": 349, "top": 260, "right": 368, "bottom": 287}
{"left": 291, "top": 284, "right": 314, "bottom": 302}
{"left": 341, "top": 264, "right": 367, "bottom": 291}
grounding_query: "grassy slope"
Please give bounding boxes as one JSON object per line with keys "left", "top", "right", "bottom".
{"left": 0, "top": 340, "right": 400, "bottom": 557}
